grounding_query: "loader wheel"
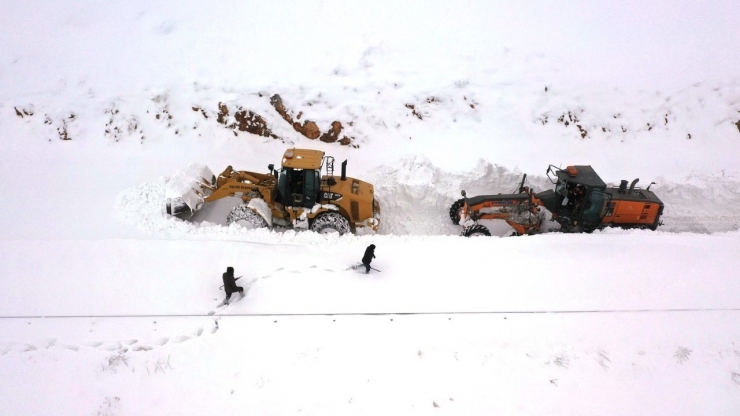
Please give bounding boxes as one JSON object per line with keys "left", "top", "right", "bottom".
{"left": 226, "top": 205, "right": 268, "bottom": 229}
{"left": 449, "top": 199, "right": 465, "bottom": 225}
{"left": 311, "top": 212, "right": 350, "bottom": 235}
{"left": 462, "top": 224, "right": 491, "bottom": 237}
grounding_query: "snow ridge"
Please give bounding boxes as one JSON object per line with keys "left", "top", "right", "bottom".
{"left": 116, "top": 157, "right": 740, "bottom": 239}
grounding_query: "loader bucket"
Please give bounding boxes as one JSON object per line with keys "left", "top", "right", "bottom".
{"left": 164, "top": 163, "right": 216, "bottom": 217}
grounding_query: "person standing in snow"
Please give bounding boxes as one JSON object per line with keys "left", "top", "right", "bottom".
{"left": 222, "top": 266, "right": 243, "bottom": 304}
{"left": 361, "top": 244, "right": 376, "bottom": 274}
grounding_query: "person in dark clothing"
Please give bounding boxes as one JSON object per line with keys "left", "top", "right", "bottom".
{"left": 569, "top": 185, "right": 586, "bottom": 214}
{"left": 564, "top": 184, "right": 585, "bottom": 213}
{"left": 222, "top": 266, "right": 243, "bottom": 304}
{"left": 361, "top": 244, "right": 376, "bottom": 274}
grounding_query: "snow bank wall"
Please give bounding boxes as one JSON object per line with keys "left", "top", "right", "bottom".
{"left": 116, "top": 157, "right": 740, "bottom": 239}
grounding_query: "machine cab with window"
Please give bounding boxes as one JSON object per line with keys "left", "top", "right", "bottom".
{"left": 544, "top": 165, "right": 612, "bottom": 231}
{"left": 274, "top": 149, "right": 324, "bottom": 209}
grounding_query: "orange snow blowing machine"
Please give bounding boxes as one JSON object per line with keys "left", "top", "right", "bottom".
{"left": 450, "top": 165, "right": 664, "bottom": 236}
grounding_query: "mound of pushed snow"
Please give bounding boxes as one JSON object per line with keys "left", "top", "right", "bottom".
{"left": 116, "top": 157, "right": 740, "bottom": 239}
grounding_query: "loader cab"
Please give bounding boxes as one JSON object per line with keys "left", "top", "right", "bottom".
{"left": 276, "top": 148, "right": 325, "bottom": 209}
{"left": 278, "top": 168, "right": 320, "bottom": 208}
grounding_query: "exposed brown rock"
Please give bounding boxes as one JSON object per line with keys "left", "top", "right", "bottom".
{"left": 234, "top": 109, "right": 276, "bottom": 138}
{"left": 217, "top": 102, "right": 229, "bottom": 124}
{"left": 14, "top": 107, "right": 23, "bottom": 118}
{"left": 212, "top": 102, "right": 279, "bottom": 139}
{"left": 405, "top": 103, "right": 422, "bottom": 120}
{"left": 293, "top": 120, "right": 320, "bottom": 139}
{"left": 576, "top": 124, "right": 588, "bottom": 139}
{"left": 58, "top": 122, "right": 71, "bottom": 140}
{"left": 268, "top": 93, "right": 355, "bottom": 143}
{"left": 270, "top": 94, "right": 294, "bottom": 124}
{"left": 735, "top": 120, "right": 740, "bottom": 133}
{"left": 192, "top": 106, "right": 208, "bottom": 119}
{"left": 319, "top": 121, "right": 343, "bottom": 143}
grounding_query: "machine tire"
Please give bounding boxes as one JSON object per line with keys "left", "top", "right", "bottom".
{"left": 226, "top": 205, "right": 268, "bottom": 229}
{"left": 449, "top": 199, "right": 465, "bottom": 225}
{"left": 462, "top": 224, "right": 491, "bottom": 237}
{"left": 311, "top": 212, "right": 351, "bottom": 235}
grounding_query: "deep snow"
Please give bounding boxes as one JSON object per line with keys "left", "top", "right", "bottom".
{"left": 2, "top": 1, "right": 740, "bottom": 415}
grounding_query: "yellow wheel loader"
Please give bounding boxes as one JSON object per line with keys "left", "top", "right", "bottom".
{"left": 165, "top": 148, "right": 380, "bottom": 235}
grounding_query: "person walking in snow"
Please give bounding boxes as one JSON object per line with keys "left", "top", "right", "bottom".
{"left": 361, "top": 244, "right": 376, "bottom": 274}
{"left": 222, "top": 266, "right": 243, "bottom": 304}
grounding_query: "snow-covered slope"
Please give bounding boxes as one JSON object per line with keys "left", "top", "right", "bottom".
{"left": 2, "top": 1, "right": 740, "bottom": 415}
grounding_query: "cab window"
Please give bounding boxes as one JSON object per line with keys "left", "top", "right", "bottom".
{"left": 581, "top": 191, "right": 609, "bottom": 224}
{"left": 303, "top": 170, "right": 320, "bottom": 207}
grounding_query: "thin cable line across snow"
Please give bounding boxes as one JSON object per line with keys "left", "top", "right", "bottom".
{"left": 2, "top": 308, "right": 740, "bottom": 319}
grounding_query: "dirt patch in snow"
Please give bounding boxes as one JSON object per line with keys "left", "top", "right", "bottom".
{"left": 270, "top": 94, "right": 354, "bottom": 144}
{"left": 213, "top": 102, "right": 279, "bottom": 139}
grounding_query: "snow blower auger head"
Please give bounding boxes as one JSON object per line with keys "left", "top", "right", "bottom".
{"left": 164, "top": 148, "right": 380, "bottom": 235}
{"left": 449, "top": 166, "right": 664, "bottom": 236}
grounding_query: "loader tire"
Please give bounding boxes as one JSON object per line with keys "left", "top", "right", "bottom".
{"left": 462, "top": 224, "right": 491, "bottom": 237}
{"left": 449, "top": 199, "right": 465, "bottom": 225}
{"left": 311, "top": 212, "right": 350, "bottom": 235}
{"left": 227, "top": 205, "right": 268, "bottom": 230}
